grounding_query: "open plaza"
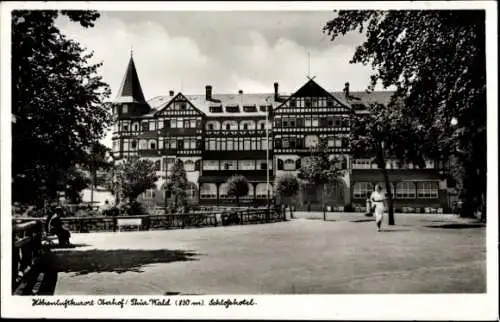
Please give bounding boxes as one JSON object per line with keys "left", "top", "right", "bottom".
{"left": 45, "top": 212, "right": 485, "bottom": 295}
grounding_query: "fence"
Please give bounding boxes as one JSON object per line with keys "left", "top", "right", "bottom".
{"left": 12, "top": 207, "right": 285, "bottom": 234}
{"left": 12, "top": 220, "right": 44, "bottom": 295}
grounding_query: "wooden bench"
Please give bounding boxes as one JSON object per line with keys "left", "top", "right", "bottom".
{"left": 117, "top": 218, "right": 142, "bottom": 232}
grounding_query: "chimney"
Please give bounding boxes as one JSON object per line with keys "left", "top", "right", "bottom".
{"left": 238, "top": 89, "right": 243, "bottom": 95}
{"left": 205, "top": 85, "right": 212, "bottom": 101}
{"left": 274, "top": 82, "right": 279, "bottom": 101}
{"left": 169, "top": 90, "right": 174, "bottom": 97}
{"left": 343, "top": 82, "right": 350, "bottom": 99}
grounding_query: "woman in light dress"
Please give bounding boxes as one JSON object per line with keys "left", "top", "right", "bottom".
{"left": 370, "top": 184, "right": 387, "bottom": 231}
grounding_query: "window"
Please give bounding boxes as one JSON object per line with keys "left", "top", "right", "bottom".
{"left": 238, "top": 160, "right": 255, "bottom": 170}
{"left": 243, "top": 123, "right": 248, "bottom": 130}
{"left": 219, "top": 183, "right": 231, "bottom": 199}
{"left": 200, "top": 183, "right": 217, "bottom": 199}
{"left": 184, "top": 139, "right": 190, "bottom": 150}
{"left": 208, "top": 123, "right": 214, "bottom": 130}
{"left": 327, "top": 99, "right": 334, "bottom": 107}
{"left": 244, "top": 138, "right": 251, "bottom": 150}
{"left": 158, "top": 120, "right": 164, "bottom": 129}
{"left": 184, "top": 160, "right": 195, "bottom": 172}
{"left": 221, "top": 160, "right": 237, "bottom": 170}
{"left": 284, "top": 159, "right": 295, "bottom": 171}
{"left": 226, "top": 105, "right": 240, "bottom": 113}
{"left": 122, "top": 123, "right": 129, "bottom": 131}
{"left": 425, "top": 160, "right": 435, "bottom": 169}
{"left": 150, "top": 141, "right": 156, "bottom": 150}
{"left": 203, "top": 160, "right": 219, "bottom": 170}
{"left": 256, "top": 183, "right": 272, "bottom": 198}
{"left": 184, "top": 119, "right": 190, "bottom": 128}
{"left": 122, "top": 104, "right": 128, "bottom": 113}
{"left": 209, "top": 106, "right": 223, "bottom": 113}
{"left": 305, "top": 135, "right": 319, "bottom": 148}
{"left": 312, "top": 118, "right": 319, "bottom": 127}
{"left": 305, "top": 98, "right": 311, "bottom": 107}
{"left": 149, "top": 120, "right": 155, "bottom": 131}
{"left": 305, "top": 118, "right": 312, "bottom": 127}
{"left": 177, "top": 118, "right": 183, "bottom": 128}
{"left": 417, "top": 182, "right": 439, "bottom": 199}
{"left": 141, "top": 122, "right": 149, "bottom": 132}
{"left": 186, "top": 182, "right": 197, "bottom": 200}
{"left": 170, "top": 119, "right": 177, "bottom": 128}
{"left": 143, "top": 188, "right": 155, "bottom": 200}
{"left": 154, "top": 160, "right": 161, "bottom": 172}
{"left": 396, "top": 182, "right": 416, "bottom": 199}
{"left": 353, "top": 182, "right": 373, "bottom": 199}
{"left": 225, "top": 124, "right": 231, "bottom": 131}
{"left": 131, "top": 140, "right": 137, "bottom": 149}
{"left": 289, "top": 99, "right": 296, "bottom": 107}
{"left": 274, "top": 138, "right": 282, "bottom": 149}
{"left": 227, "top": 139, "right": 234, "bottom": 151}
{"left": 190, "top": 119, "right": 197, "bottom": 128}
{"left": 139, "top": 139, "right": 148, "bottom": 150}
{"left": 260, "top": 123, "right": 265, "bottom": 130}
{"left": 352, "top": 159, "right": 372, "bottom": 169}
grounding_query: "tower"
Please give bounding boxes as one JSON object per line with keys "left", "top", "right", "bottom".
{"left": 113, "top": 53, "right": 151, "bottom": 117}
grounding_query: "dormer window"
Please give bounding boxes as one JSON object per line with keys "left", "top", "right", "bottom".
{"left": 243, "top": 105, "right": 257, "bottom": 112}
{"left": 122, "top": 104, "right": 128, "bottom": 113}
{"left": 209, "top": 105, "right": 223, "bottom": 113}
{"left": 226, "top": 105, "right": 240, "bottom": 113}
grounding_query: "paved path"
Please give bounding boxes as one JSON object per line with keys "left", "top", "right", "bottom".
{"left": 50, "top": 212, "right": 485, "bottom": 295}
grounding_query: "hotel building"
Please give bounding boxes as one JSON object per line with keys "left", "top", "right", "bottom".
{"left": 111, "top": 55, "right": 450, "bottom": 211}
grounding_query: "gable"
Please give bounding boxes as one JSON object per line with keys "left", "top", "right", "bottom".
{"left": 274, "top": 79, "right": 351, "bottom": 114}
{"left": 154, "top": 93, "right": 205, "bottom": 117}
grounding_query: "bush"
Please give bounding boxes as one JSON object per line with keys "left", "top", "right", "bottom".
{"left": 344, "top": 204, "right": 354, "bottom": 212}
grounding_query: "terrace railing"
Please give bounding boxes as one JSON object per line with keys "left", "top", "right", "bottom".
{"left": 12, "top": 206, "right": 286, "bottom": 234}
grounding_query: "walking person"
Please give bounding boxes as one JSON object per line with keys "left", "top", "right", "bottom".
{"left": 370, "top": 184, "right": 387, "bottom": 231}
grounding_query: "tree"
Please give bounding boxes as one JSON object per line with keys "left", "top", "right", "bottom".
{"left": 12, "top": 10, "right": 111, "bottom": 206}
{"left": 226, "top": 175, "right": 249, "bottom": 207}
{"left": 116, "top": 157, "right": 158, "bottom": 204}
{"left": 297, "top": 139, "right": 343, "bottom": 221}
{"left": 324, "top": 10, "right": 486, "bottom": 219}
{"left": 165, "top": 159, "right": 188, "bottom": 213}
{"left": 275, "top": 174, "right": 300, "bottom": 219}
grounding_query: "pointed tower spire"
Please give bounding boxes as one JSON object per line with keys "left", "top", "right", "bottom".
{"left": 114, "top": 53, "right": 147, "bottom": 104}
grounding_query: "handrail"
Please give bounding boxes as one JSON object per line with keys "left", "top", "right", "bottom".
{"left": 12, "top": 220, "right": 44, "bottom": 295}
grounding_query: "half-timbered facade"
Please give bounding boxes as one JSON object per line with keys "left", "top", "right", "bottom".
{"left": 111, "top": 55, "right": 450, "bottom": 211}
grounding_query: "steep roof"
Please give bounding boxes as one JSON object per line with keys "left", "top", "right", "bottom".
{"left": 147, "top": 90, "right": 393, "bottom": 117}
{"left": 114, "top": 55, "right": 147, "bottom": 104}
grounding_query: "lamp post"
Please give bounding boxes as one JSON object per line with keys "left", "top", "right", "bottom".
{"left": 265, "top": 98, "right": 271, "bottom": 209}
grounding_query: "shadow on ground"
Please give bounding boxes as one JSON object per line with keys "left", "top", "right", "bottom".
{"left": 305, "top": 218, "right": 337, "bottom": 222}
{"left": 350, "top": 219, "right": 375, "bottom": 223}
{"left": 47, "top": 243, "right": 91, "bottom": 250}
{"left": 49, "top": 249, "right": 199, "bottom": 276}
{"left": 425, "top": 223, "right": 485, "bottom": 229}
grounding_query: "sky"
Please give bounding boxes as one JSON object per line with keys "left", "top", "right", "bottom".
{"left": 54, "top": 10, "right": 378, "bottom": 147}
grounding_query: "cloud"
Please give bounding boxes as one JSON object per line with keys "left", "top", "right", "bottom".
{"left": 54, "top": 11, "right": 380, "bottom": 148}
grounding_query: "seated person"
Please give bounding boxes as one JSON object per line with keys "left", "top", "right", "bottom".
{"left": 46, "top": 207, "right": 71, "bottom": 247}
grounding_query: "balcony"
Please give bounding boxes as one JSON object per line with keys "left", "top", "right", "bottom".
{"left": 138, "top": 149, "right": 202, "bottom": 157}
{"left": 200, "top": 170, "right": 273, "bottom": 179}
{"left": 203, "top": 150, "right": 270, "bottom": 159}
{"left": 205, "top": 129, "right": 271, "bottom": 137}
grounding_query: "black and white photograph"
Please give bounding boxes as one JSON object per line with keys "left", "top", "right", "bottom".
{"left": 1, "top": 1, "right": 497, "bottom": 320}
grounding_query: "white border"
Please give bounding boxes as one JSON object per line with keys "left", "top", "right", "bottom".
{"left": 1, "top": 1, "right": 498, "bottom": 320}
